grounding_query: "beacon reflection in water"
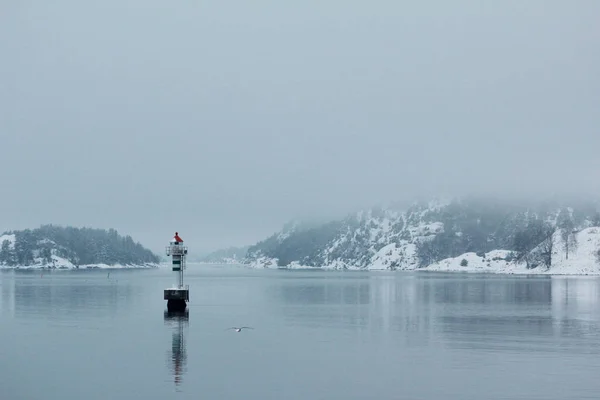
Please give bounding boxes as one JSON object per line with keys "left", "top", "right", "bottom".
{"left": 164, "top": 310, "right": 189, "bottom": 388}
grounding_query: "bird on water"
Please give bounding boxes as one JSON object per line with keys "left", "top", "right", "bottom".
{"left": 227, "top": 327, "right": 253, "bottom": 332}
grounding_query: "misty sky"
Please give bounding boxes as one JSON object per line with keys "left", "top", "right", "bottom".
{"left": 1, "top": 1, "right": 599, "bottom": 254}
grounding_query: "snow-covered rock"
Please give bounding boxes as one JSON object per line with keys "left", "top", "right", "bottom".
{"left": 423, "top": 250, "right": 516, "bottom": 273}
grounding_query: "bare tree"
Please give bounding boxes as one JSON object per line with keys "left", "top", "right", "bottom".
{"left": 522, "top": 226, "right": 555, "bottom": 270}
{"left": 539, "top": 229, "right": 555, "bottom": 268}
{"left": 565, "top": 228, "right": 578, "bottom": 260}
{"left": 557, "top": 208, "right": 577, "bottom": 260}
{"left": 560, "top": 225, "right": 578, "bottom": 260}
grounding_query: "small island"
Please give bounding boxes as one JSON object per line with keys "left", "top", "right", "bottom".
{"left": 0, "top": 224, "right": 160, "bottom": 269}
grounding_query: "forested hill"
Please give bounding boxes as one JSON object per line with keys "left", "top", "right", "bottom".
{"left": 243, "top": 196, "right": 600, "bottom": 273}
{"left": 0, "top": 225, "right": 160, "bottom": 268}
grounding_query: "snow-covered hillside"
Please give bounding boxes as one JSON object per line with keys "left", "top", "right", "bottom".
{"left": 243, "top": 197, "right": 600, "bottom": 275}
{"left": 424, "top": 228, "right": 600, "bottom": 275}
{"left": 0, "top": 225, "right": 159, "bottom": 270}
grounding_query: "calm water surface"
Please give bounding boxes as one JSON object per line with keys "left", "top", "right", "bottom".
{"left": 2, "top": 264, "right": 600, "bottom": 399}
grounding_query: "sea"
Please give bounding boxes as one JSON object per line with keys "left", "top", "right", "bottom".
{"left": 2, "top": 264, "right": 600, "bottom": 400}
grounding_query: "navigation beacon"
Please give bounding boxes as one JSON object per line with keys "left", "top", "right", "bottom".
{"left": 164, "top": 232, "right": 189, "bottom": 312}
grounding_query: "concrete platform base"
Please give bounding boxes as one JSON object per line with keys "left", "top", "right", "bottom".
{"left": 167, "top": 299, "right": 187, "bottom": 312}
{"left": 164, "top": 288, "right": 189, "bottom": 312}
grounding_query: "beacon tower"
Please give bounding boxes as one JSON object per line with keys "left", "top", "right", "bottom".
{"left": 164, "top": 232, "right": 189, "bottom": 312}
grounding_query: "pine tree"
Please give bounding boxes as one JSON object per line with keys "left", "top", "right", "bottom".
{"left": 0, "top": 226, "right": 159, "bottom": 266}
{"left": 0, "top": 240, "right": 15, "bottom": 265}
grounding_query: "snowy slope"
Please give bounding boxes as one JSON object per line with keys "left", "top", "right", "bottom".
{"left": 244, "top": 197, "right": 600, "bottom": 275}
{"left": 546, "top": 227, "right": 600, "bottom": 274}
{"left": 417, "top": 228, "right": 600, "bottom": 275}
{"left": 245, "top": 204, "right": 446, "bottom": 269}
{"left": 423, "top": 250, "right": 517, "bottom": 273}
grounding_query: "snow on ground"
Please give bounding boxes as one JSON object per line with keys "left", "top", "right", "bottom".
{"left": 246, "top": 256, "right": 279, "bottom": 269}
{"left": 407, "top": 221, "right": 444, "bottom": 238}
{"left": 362, "top": 209, "right": 399, "bottom": 245}
{"left": 423, "top": 228, "right": 600, "bottom": 275}
{"left": 0, "top": 264, "right": 157, "bottom": 270}
{"left": 0, "top": 253, "right": 158, "bottom": 270}
{"left": 369, "top": 243, "right": 400, "bottom": 270}
{"left": 244, "top": 228, "right": 600, "bottom": 275}
{"left": 246, "top": 256, "right": 364, "bottom": 270}
{"left": 324, "top": 259, "right": 359, "bottom": 270}
{"left": 422, "top": 250, "right": 516, "bottom": 274}
{"left": 196, "top": 257, "right": 243, "bottom": 265}
{"left": 368, "top": 242, "right": 418, "bottom": 270}
{"left": 287, "top": 261, "right": 321, "bottom": 270}
{"left": 324, "top": 235, "right": 347, "bottom": 258}
{"left": 546, "top": 227, "right": 600, "bottom": 275}
{"left": 1, "top": 233, "right": 158, "bottom": 270}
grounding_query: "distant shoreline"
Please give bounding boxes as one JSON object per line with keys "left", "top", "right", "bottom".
{"left": 0, "top": 263, "right": 159, "bottom": 271}
{"left": 239, "top": 263, "right": 600, "bottom": 276}
{"left": 185, "top": 260, "right": 600, "bottom": 276}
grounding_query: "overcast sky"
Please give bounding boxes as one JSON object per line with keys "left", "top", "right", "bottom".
{"left": 1, "top": 1, "right": 599, "bottom": 254}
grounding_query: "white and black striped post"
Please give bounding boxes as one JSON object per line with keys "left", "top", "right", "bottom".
{"left": 164, "top": 232, "right": 189, "bottom": 312}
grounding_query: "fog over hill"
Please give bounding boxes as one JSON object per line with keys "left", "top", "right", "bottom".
{"left": 240, "top": 196, "right": 600, "bottom": 274}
